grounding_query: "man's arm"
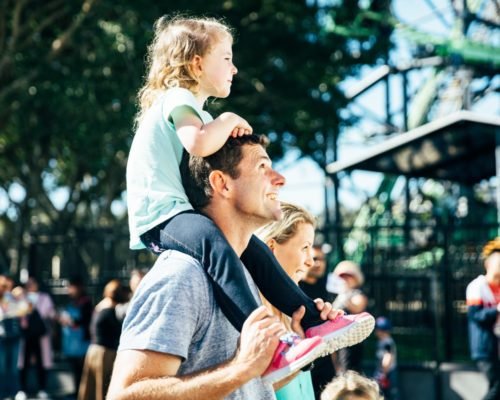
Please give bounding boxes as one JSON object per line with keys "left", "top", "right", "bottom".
{"left": 107, "top": 306, "right": 284, "bottom": 400}
{"left": 107, "top": 350, "right": 250, "bottom": 400}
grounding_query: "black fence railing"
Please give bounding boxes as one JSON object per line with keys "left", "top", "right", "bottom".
{"left": 323, "top": 222, "right": 498, "bottom": 363}
{"left": 27, "top": 222, "right": 498, "bottom": 363}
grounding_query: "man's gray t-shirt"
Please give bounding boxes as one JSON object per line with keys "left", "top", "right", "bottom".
{"left": 118, "top": 250, "right": 276, "bottom": 400}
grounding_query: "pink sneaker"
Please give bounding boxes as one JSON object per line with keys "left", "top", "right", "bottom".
{"left": 305, "top": 312, "right": 375, "bottom": 355}
{"left": 262, "top": 333, "right": 325, "bottom": 385}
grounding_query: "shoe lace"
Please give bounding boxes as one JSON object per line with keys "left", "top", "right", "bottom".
{"left": 279, "top": 332, "right": 301, "bottom": 346}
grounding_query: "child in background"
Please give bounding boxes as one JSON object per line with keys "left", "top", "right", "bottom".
{"left": 127, "top": 15, "right": 374, "bottom": 380}
{"left": 320, "top": 370, "right": 382, "bottom": 400}
{"left": 374, "top": 317, "right": 399, "bottom": 400}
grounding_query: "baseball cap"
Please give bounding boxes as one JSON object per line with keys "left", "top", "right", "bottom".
{"left": 482, "top": 237, "right": 500, "bottom": 258}
{"left": 333, "top": 260, "right": 364, "bottom": 286}
{"left": 375, "top": 316, "right": 392, "bottom": 331}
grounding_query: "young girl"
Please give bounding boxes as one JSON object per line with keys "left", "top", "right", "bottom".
{"left": 320, "top": 370, "right": 383, "bottom": 400}
{"left": 127, "top": 15, "right": 373, "bottom": 377}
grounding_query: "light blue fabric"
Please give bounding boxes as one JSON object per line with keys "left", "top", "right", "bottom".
{"left": 61, "top": 304, "right": 90, "bottom": 357}
{"left": 126, "top": 88, "right": 213, "bottom": 249}
{"left": 118, "top": 250, "right": 276, "bottom": 400}
{"left": 275, "top": 371, "right": 315, "bottom": 400}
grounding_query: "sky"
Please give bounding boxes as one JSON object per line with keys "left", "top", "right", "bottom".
{"left": 277, "top": 0, "right": 499, "bottom": 216}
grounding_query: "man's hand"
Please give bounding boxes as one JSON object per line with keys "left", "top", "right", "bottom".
{"left": 232, "top": 306, "right": 285, "bottom": 378}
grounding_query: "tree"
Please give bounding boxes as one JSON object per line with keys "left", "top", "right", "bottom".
{"left": 0, "top": 0, "right": 392, "bottom": 276}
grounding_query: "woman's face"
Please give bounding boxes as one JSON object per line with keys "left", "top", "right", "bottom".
{"left": 270, "top": 222, "right": 315, "bottom": 284}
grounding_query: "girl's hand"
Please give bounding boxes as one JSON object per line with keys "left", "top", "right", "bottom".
{"left": 229, "top": 115, "right": 252, "bottom": 137}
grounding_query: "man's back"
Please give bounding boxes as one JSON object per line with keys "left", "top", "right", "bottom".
{"left": 118, "top": 250, "right": 275, "bottom": 399}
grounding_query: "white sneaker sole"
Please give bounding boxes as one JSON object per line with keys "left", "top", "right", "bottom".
{"left": 320, "top": 314, "right": 375, "bottom": 356}
{"left": 261, "top": 341, "right": 327, "bottom": 385}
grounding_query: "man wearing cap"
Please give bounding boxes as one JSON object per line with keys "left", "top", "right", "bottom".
{"left": 466, "top": 238, "right": 500, "bottom": 400}
{"left": 329, "top": 260, "right": 368, "bottom": 374}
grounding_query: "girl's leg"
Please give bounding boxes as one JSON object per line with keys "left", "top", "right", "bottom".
{"left": 141, "top": 211, "right": 259, "bottom": 331}
{"left": 241, "top": 235, "right": 323, "bottom": 329}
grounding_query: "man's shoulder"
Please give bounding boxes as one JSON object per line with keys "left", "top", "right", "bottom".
{"left": 152, "top": 250, "right": 204, "bottom": 274}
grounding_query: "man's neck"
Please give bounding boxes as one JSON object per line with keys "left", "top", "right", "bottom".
{"left": 302, "top": 276, "right": 318, "bottom": 285}
{"left": 203, "top": 205, "right": 258, "bottom": 257}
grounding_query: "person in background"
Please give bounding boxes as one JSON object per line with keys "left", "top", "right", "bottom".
{"left": 374, "top": 316, "right": 398, "bottom": 400}
{"left": 0, "top": 274, "right": 29, "bottom": 400}
{"left": 300, "top": 245, "right": 333, "bottom": 302}
{"left": 320, "top": 370, "right": 382, "bottom": 400}
{"left": 466, "top": 237, "right": 500, "bottom": 400}
{"left": 115, "top": 269, "right": 146, "bottom": 321}
{"left": 17, "top": 277, "right": 56, "bottom": 400}
{"left": 300, "top": 245, "right": 337, "bottom": 398}
{"left": 78, "top": 279, "right": 128, "bottom": 400}
{"left": 256, "top": 202, "right": 322, "bottom": 400}
{"left": 59, "top": 277, "right": 93, "bottom": 397}
{"left": 329, "top": 260, "right": 369, "bottom": 374}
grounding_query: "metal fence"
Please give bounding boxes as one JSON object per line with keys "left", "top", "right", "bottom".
{"left": 27, "top": 222, "right": 498, "bottom": 363}
{"left": 326, "top": 222, "right": 498, "bottom": 363}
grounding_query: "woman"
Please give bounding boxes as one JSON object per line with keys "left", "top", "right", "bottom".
{"left": 18, "top": 277, "right": 56, "bottom": 400}
{"left": 256, "top": 202, "right": 318, "bottom": 400}
{"left": 78, "top": 279, "right": 128, "bottom": 400}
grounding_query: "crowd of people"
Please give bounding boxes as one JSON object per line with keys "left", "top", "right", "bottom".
{"left": 0, "top": 271, "right": 144, "bottom": 400}
{"left": 1, "top": 13, "right": 498, "bottom": 400}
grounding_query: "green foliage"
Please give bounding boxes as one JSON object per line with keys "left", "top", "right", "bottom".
{"left": 0, "top": 0, "right": 392, "bottom": 270}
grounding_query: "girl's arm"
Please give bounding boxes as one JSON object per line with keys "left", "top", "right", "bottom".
{"left": 172, "top": 107, "right": 252, "bottom": 157}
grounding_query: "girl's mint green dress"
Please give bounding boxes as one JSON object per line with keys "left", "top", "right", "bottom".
{"left": 275, "top": 370, "right": 315, "bottom": 400}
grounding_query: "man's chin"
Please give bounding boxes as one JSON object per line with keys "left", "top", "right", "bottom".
{"left": 272, "top": 209, "right": 283, "bottom": 221}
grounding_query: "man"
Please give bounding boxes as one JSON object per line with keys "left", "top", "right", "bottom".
{"left": 466, "top": 238, "right": 500, "bottom": 400}
{"left": 107, "top": 135, "right": 337, "bottom": 399}
{"left": 300, "top": 245, "right": 333, "bottom": 303}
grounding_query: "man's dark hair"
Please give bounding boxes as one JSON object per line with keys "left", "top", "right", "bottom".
{"left": 182, "top": 134, "right": 269, "bottom": 209}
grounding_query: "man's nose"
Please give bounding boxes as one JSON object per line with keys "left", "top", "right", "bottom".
{"left": 271, "top": 170, "right": 286, "bottom": 187}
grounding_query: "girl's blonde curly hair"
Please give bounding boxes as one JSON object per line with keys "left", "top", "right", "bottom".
{"left": 320, "top": 370, "right": 383, "bottom": 400}
{"left": 136, "top": 16, "right": 233, "bottom": 123}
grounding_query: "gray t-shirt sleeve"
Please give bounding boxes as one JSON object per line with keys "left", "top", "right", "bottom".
{"left": 118, "top": 251, "right": 210, "bottom": 359}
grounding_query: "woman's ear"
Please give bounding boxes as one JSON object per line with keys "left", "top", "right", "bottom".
{"left": 266, "top": 238, "right": 277, "bottom": 251}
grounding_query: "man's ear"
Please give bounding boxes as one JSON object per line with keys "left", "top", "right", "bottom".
{"left": 208, "top": 170, "right": 230, "bottom": 198}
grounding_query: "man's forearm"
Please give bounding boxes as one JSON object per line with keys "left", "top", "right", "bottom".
{"left": 108, "top": 359, "right": 255, "bottom": 400}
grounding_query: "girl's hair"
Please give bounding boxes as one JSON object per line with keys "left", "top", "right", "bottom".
{"left": 320, "top": 370, "right": 383, "bottom": 400}
{"left": 256, "top": 202, "right": 317, "bottom": 245}
{"left": 136, "top": 15, "right": 234, "bottom": 122}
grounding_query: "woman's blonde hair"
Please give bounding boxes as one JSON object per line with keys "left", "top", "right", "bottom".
{"left": 256, "top": 202, "right": 316, "bottom": 331}
{"left": 136, "top": 15, "right": 233, "bottom": 122}
{"left": 256, "top": 202, "right": 316, "bottom": 245}
{"left": 320, "top": 370, "right": 383, "bottom": 400}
